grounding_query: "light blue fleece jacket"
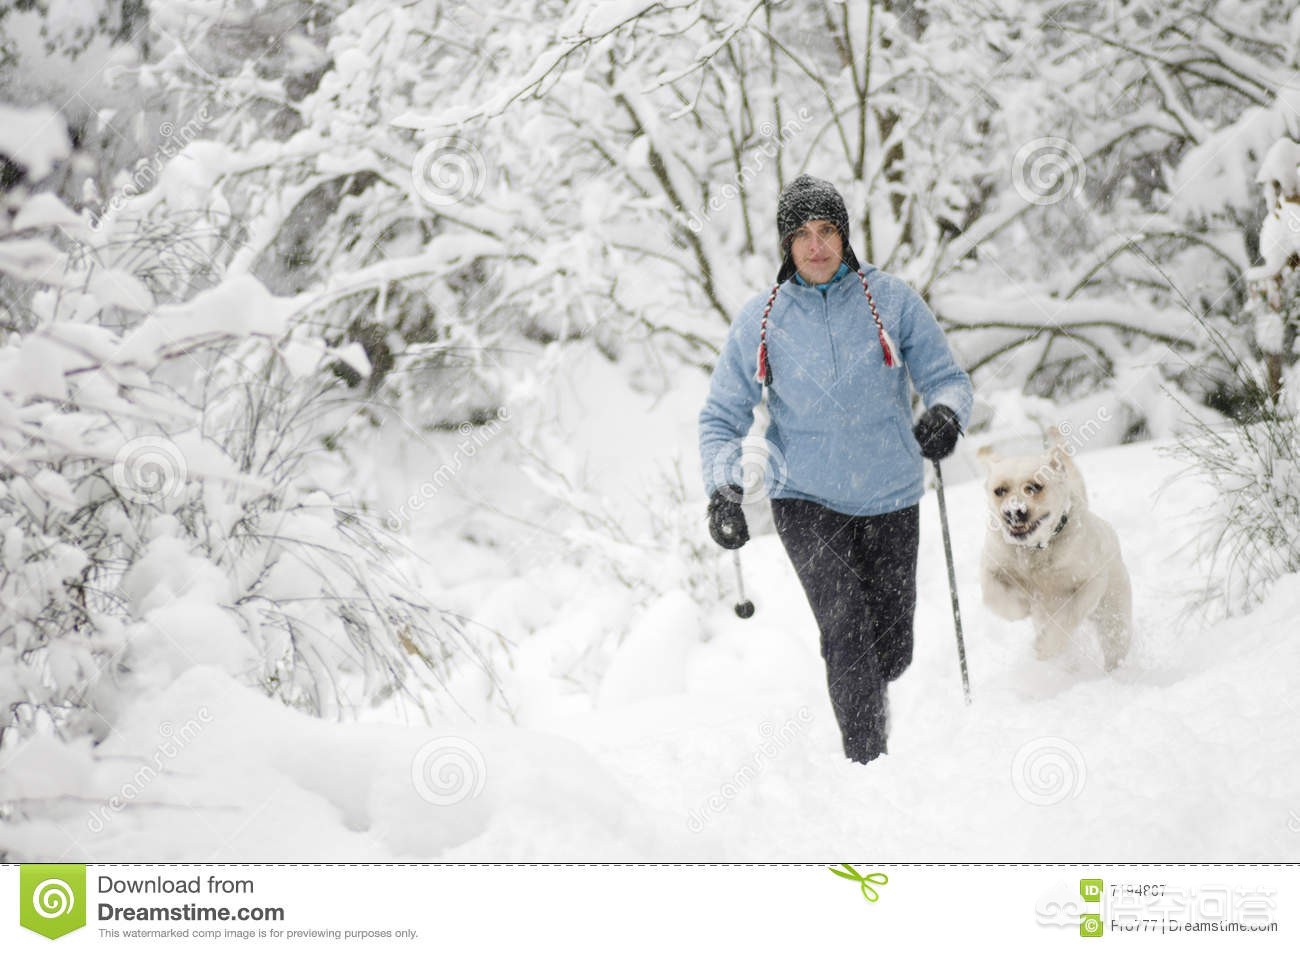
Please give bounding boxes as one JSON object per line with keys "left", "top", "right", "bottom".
{"left": 699, "top": 264, "right": 973, "bottom": 516}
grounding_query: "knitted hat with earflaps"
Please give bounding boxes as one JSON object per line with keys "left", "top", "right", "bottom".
{"left": 755, "top": 176, "right": 896, "bottom": 385}
{"left": 775, "top": 174, "right": 862, "bottom": 284}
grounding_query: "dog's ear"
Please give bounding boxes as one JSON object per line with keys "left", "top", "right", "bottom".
{"left": 1048, "top": 444, "right": 1071, "bottom": 472}
{"left": 977, "top": 444, "right": 999, "bottom": 472}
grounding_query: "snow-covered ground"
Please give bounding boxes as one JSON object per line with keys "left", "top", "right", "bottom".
{"left": 4, "top": 404, "right": 1298, "bottom": 861}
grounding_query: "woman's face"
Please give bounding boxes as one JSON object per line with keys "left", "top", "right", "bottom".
{"left": 790, "top": 219, "right": 843, "bottom": 285}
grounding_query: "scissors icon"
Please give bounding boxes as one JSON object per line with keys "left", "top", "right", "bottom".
{"left": 828, "top": 864, "right": 889, "bottom": 902}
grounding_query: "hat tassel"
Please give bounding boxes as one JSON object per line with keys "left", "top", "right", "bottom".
{"left": 878, "top": 325, "right": 899, "bottom": 368}
{"left": 859, "top": 269, "right": 900, "bottom": 369}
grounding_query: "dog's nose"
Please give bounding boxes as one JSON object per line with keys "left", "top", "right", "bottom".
{"left": 1003, "top": 501, "right": 1029, "bottom": 524}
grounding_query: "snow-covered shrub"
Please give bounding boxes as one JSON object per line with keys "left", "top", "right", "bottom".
{"left": 1246, "top": 137, "right": 1300, "bottom": 403}
{"left": 0, "top": 107, "right": 498, "bottom": 749}
{"left": 1173, "top": 138, "right": 1300, "bottom": 613}
{"left": 1174, "top": 383, "right": 1300, "bottom": 616}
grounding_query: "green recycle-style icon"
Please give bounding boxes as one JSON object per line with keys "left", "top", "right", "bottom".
{"left": 19, "top": 865, "right": 87, "bottom": 940}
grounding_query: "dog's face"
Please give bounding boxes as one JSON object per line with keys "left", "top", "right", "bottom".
{"left": 979, "top": 445, "right": 1080, "bottom": 548}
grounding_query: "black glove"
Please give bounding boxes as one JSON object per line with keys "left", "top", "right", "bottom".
{"left": 707, "top": 485, "right": 749, "bottom": 549}
{"left": 913, "top": 404, "right": 962, "bottom": 461}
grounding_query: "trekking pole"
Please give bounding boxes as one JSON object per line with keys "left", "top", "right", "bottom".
{"left": 731, "top": 549, "right": 755, "bottom": 619}
{"left": 934, "top": 460, "right": 971, "bottom": 703}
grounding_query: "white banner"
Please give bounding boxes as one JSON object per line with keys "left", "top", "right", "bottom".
{"left": 5, "top": 864, "right": 1292, "bottom": 949}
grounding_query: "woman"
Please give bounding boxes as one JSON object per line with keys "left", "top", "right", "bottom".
{"left": 698, "top": 175, "right": 972, "bottom": 764}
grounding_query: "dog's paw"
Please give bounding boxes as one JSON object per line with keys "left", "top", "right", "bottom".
{"left": 1033, "top": 631, "right": 1068, "bottom": 660}
{"left": 1102, "top": 639, "right": 1133, "bottom": 670}
{"left": 982, "top": 582, "right": 1031, "bottom": 621}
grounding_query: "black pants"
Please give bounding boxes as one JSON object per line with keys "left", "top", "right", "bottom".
{"left": 771, "top": 498, "right": 919, "bottom": 764}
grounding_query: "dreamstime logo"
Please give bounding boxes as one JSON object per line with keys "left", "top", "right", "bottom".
{"left": 20, "top": 865, "right": 86, "bottom": 939}
{"left": 710, "top": 437, "right": 788, "bottom": 505}
{"left": 32, "top": 879, "right": 75, "bottom": 919}
{"left": 112, "top": 435, "right": 188, "bottom": 504}
{"left": 410, "top": 736, "right": 487, "bottom": 806}
{"left": 1011, "top": 736, "right": 1087, "bottom": 806}
{"left": 1012, "top": 137, "right": 1086, "bottom": 206}
{"left": 411, "top": 137, "right": 488, "bottom": 207}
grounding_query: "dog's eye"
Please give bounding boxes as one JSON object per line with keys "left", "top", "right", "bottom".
{"left": 993, "top": 486, "right": 1007, "bottom": 497}
{"left": 1025, "top": 483, "right": 1043, "bottom": 495}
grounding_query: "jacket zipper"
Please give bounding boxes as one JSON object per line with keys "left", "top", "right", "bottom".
{"left": 823, "top": 289, "right": 839, "bottom": 379}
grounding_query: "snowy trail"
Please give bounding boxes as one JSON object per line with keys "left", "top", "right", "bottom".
{"left": 476, "top": 442, "right": 1300, "bottom": 860}
{"left": 6, "top": 443, "right": 1297, "bottom": 862}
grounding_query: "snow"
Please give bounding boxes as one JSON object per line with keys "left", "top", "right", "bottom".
{"left": 0, "top": 104, "right": 71, "bottom": 179}
{"left": 596, "top": 590, "right": 698, "bottom": 707}
{"left": 1256, "top": 137, "right": 1300, "bottom": 198}
{"left": 933, "top": 289, "right": 1200, "bottom": 346}
{"left": 0, "top": 239, "right": 65, "bottom": 283}
{"left": 121, "top": 534, "right": 233, "bottom": 615}
{"left": 10, "top": 193, "right": 85, "bottom": 234}
{"left": 86, "top": 267, "right": 156, "bottom": 313}
{"left": 4, "top": 427, "right": 1298, "bottom": 861}
{"left": 7, "top": 335, "right": 71, "bottom": 402}
{"left": 114, "top": 274, "right": 293, "bottom": 367}
{"left": 1251, "top": 203, "right": 1300, "bottom": 280}
{"left": 1170, "top": 88, "right": 1300, "bottom": 223}
{"left": 565, "top": 0, "right": 665, "bottom": 38}
{"left": 1255, "top": 305, "right": 1286, "bottom": 354}
{"left": 26, "top": 470, "right": 78, "bottom": 513}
